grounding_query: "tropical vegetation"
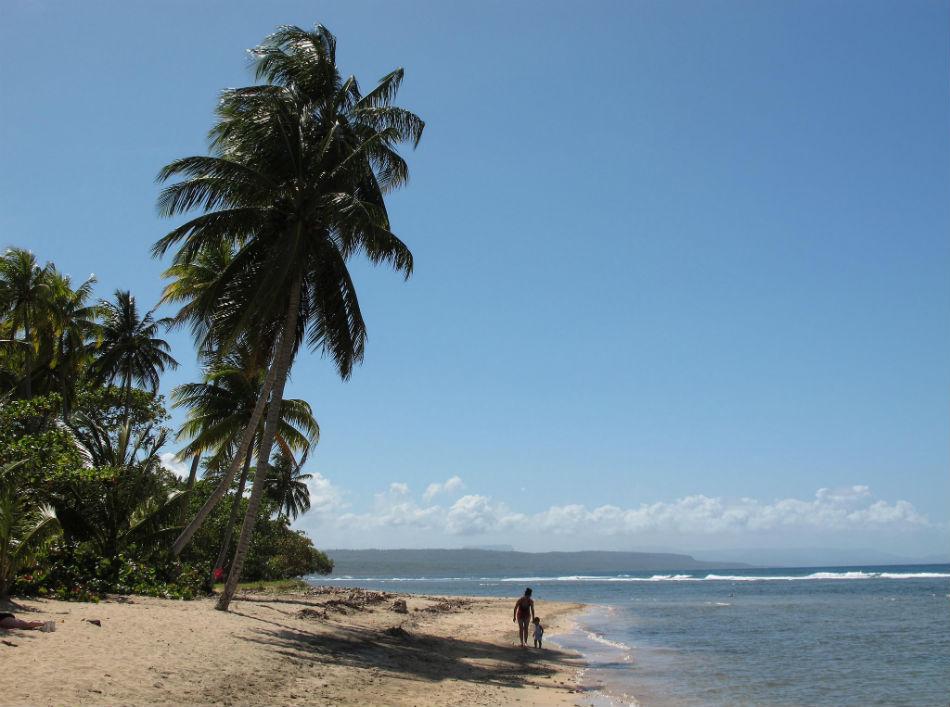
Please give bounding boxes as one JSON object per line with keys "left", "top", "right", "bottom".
{"left": 0, "top": 23, "right": 420, "bottom": 608}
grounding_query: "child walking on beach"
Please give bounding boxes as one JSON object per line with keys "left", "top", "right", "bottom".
{"left": 532, "top": 617, "right": 544, "bottom": 648}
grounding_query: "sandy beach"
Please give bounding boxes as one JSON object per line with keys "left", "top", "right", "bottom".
{"left": 0, "top": 588, "right": 588, "bottom": 707}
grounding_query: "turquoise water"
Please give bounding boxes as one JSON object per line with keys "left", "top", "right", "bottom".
{"left": 312, "top": 564, "right": 950, "bottom": 706}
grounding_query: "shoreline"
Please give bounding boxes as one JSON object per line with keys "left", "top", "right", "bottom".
{"left": 0, "top": 587, "right": 592, "bottom": 706}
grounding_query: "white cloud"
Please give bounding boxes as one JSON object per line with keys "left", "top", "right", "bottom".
{"left": 526, "top": 487, "right": 931, "bottom": 536}
{"left": 305, "top": 473, "right": 345, "bottom": 514}
{"left": 423, "top": 475, "right": 464, "bottom": 502}
{"left": 445, "top": 495, "right": 523, "bottom": 535}
{"left": 160, "top": 452, "right": 189, "bottom": 480}
{"left": 305, "top": 478, "right": 933, "bottom": 541}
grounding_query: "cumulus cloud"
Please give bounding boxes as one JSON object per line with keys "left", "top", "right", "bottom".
{"left": 526, "top": 487, "right": 930, "bottom": 536}
{"left": 423, "top": 475, "right": 464, "bottom": 502}
{"left": 314, "top": 480, "right": 932, "bottom": 539}
{"left": 159, "top": 452, "right": 189, "bottom": 480}
{"left": 305, "top": 473, "right": 345, "bottom": 514}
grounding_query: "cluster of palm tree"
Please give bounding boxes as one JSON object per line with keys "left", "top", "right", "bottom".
{"left": 0, "top": 245, "right": 325, "bottom": 597}
{"left": 0, "top": 248, "right": 190, "bottom": 596}
{"left": 0, "top": 247, "right": 178, "bottom": 417}
{"left": 1, "top": 23, "right": 421, "bottom": 608}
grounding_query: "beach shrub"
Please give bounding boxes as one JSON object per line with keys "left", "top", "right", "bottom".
{"left": 14, "top": 540, "right": 203, "bottom": 600}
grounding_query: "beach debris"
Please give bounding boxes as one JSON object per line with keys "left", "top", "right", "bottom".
{"left": 390, "top": 599, "right": 408, "bottom": 614}
{"left": 297, "top": 608, "right": 329, "bottom": 620}
{"left": 420, "top": 598, "right": 471, "bottom": 614}
{"left": 384, "top": 625, "right": 411, "bottom": 639}
{"left": 1, "top": 639, "right": 16, "bottom": 647}
{"left": 269, "top": 587, "right": 397, "bottom": 615}
{"left": 84, "top": 619, "right": 102, "bottom": 627}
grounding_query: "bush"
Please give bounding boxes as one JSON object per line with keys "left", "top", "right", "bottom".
{"left": 14, "top": 540, "right": 203, "bottom": 601}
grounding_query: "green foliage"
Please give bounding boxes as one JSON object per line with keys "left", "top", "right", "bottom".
{"left": 266, "top": 448, "right": 312, "bottom": 521}
{"left": 14, "top": 540, "right": 201, "bottom": 601}
{"left": 0, "top": 394, "right": 83, "bottom": 488}
{"left": 182, "top": 479, "right": 331, "bottom": 581}
{"left": 2, "top": 228, "right": 337, "bottom": 600}
{"left": 0, "top": 460, "right": 61, "bottom": 596}
{"left": 73, "top": 384, "right": 171, "bottom": 444}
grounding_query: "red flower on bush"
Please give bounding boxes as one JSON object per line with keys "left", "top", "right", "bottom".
{"left": 212, "top": 567, "right": 225, "bottom": 582}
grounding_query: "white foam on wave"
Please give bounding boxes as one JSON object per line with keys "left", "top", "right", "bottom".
{"left": 585, "top": 631, "right": 632, "bottom": 652}
{"left": 878, "top": 572, "right": 950, "bottom": 579}
{"left": 498, "top": 571, "right": 950, "bottom": 583}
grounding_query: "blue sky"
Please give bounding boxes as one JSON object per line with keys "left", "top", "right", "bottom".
{"left": 3, "top": 0, "right": 948, "bottom": 557}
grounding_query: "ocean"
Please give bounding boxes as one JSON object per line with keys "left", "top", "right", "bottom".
{"left": 309, "top": 564, "right": 950, "bottom": 706}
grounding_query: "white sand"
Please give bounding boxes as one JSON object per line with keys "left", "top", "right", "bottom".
{"left": 0, "top": 588, "right": 588, "bottom": 706}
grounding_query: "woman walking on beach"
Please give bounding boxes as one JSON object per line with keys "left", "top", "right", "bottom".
{"left": 513, "top": 587, "right": 534, "bottom": 647}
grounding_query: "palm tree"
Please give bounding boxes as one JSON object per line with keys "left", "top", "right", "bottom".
{"left": 159, "top": 239, "right": 238, "bottom": 359}
{"left": 155, "top": 25, "right": 423, "bottom": 610}
{"left": 265, "top": 448, "right": 312, "bottom": 521}
{"left": 39, "top": 270, "right": 100, "bottom": 418}
{"left": 160, "top": 242, "right": 286, "bottom": 555}
{"left": 0, "top": 248, "right": 52, "bottom": 398}
{"left": 172, "top": 341, "right": 317, "bottom": 583}
{"left": 90, "top": 290, "right": 179, "bottom": 413}
{"left": 55, "top": 417, "right": 187, "bottom": 566}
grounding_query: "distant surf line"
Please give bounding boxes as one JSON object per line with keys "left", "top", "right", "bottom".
{"left": 322, "top": 571, "right": 950, "bottom": 583}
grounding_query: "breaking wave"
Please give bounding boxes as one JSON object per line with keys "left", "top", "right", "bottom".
{"left": 495, "top": 571, "right": 950, "bottom": 582}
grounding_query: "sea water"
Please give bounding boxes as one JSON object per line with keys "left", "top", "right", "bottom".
{"left": 309, "top": 564, "right": 950, "bottom": 706}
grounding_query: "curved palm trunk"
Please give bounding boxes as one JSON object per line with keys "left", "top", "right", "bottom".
{"left": 210, "top": 445, "right": 253, "bottom": 587}
{"left": 171, "top": 349, "right": 279, "bottom": 557}
{"left": 217, "top": 277, "right": 301, "bottom": 611}
{"left": 176, "top": 453, "right": 203, "bottom": 528}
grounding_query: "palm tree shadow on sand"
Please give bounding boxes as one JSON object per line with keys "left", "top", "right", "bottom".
{"left": 231, "top": 608, "right": 582, "bottom": 689}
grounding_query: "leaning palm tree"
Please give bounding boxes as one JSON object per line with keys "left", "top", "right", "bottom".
{"left": 90, "top": 290, "right": 179, "bottom": 412}
{"left": 265, "top": 448, "right": 312, "bottom": 521}
{"left": 160, "top": 242, "right": 285, "bottom": 554}
{"left": 172, "top": 340, "right": 317, "bottom": 582}
{"left": 0, "top": 248, "right": 52, "bottom": 398}
{"left": 155, "top": 25, "right": 423, "bottom": 610}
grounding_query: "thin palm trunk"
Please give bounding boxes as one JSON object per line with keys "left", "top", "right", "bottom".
{"left": 217, "top": 277, "right": 301, "bottom": 611}
{"left": 20, "top": 320, "right": 32, "bottom": 399}
{"left": 210, "top": 445, "right": 253, "bottom": 587}
{"left": 186, "top": 453, "right": 201, "bottom": 490}
{"left": 171, "top": 352, "right": 278, "bottom": 556}
{"left": 121, "top": 370, "right": 133, "bottom": 423}
{"left": 58, "top": 341, "right": 69, "bottom": 419}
